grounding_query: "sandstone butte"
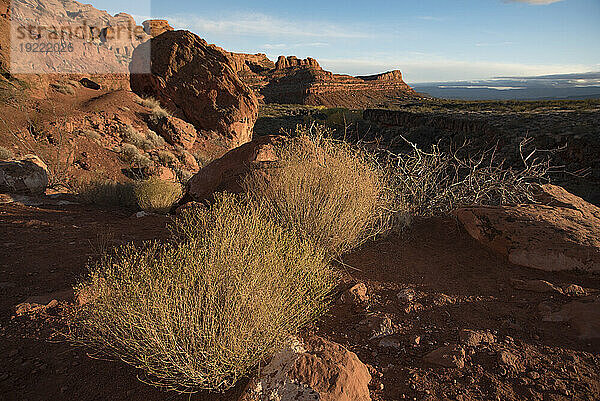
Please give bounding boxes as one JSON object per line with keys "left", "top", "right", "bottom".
{"left": 216, "top": 50, "right": 420, "bottom": 108}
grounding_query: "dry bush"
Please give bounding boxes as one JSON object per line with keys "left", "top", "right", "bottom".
{"left": 75, "top": 193, "right": 335, "bottom": 392}
{"left": 157, "top": 150, "right": 178, "bottom": 167}
{"left": 387, "top": 136, "right": 551, "bottom": 219}
{"left": 0, "top": 146, "right": 14, "bottom": 160}
{"left": 146, "top": 130, "right": 166, "bottom": 148}
{"left": 134, "top": 177, "right": 182, "bottom": 214}
{"left": 244, "top": 125, "right": 393, "bottom": 257}
{"left": 81, "top": 130, "right": 101, "bottom": 144}
{"left": 119, "top": 143, "right": 140, "bottom": 163}
{"left": 137, "top": 96, "right": 161, "bottom": 109}
{"left": 76, "top": 179, "right": 137, "bottom": 210}
{"left": 50, "top": 81, "right": 78, "bottom": 95}
{"left": 122, "top": 125, "right": 151, "bottom": 150}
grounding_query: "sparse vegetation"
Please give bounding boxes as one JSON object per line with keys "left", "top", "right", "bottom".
{"left": 50, "top": 80, "right": 78, "bottom": 95}
{"left": 145, "top": 130, "right": 166, "bottom": 148}
{"left": 156, "top": 150, "right": 178, "bottom": 167}
{"left": 119, "top": 143, "right": 140, "bottom": 163}
{"left": 0, "top": 146, "right": 14, "bottom": 160}
{"left": 76, "top": 179, "right": 137, "bottom": 210}
{"left": 134, "top": 177, "right": 182, "bottom": 214}
{"left": 75, "top": 193, "right": 336, "bottom": 392}
{"left": 244, "top": 125, "right": 393, "bottom": 257}
{"left": 81, "top": 129, "right": 101, "bottom": 144}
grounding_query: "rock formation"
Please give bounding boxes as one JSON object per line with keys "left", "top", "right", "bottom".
{"left": 184, "top": 135, "right": 290, "bottom": 203}
{"left": 8, "top": 0, "right": 149, "bottom": 75}
{"left": 224, "top": 54, "right": 418, "bottom": 108}
{"left": 129, "top": 30, "right": 259, "bottom": 149}
{"left": 142, "top": 19, "right": 173, "bottom": 37}
{"left": 454, "top": 184, "right": 600, "bottom": 272}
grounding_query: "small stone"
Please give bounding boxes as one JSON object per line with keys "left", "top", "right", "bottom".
{"left": 459, "top": 329, "right": 495, "bottom": 347}
{"left": 340, "top": 283, "right": 368, "bottom": 305}
{"left": 424, "top": 345, "right": 466, "bottom": 369}
{"left": 397, "top": 288, "right": 416, "bottom": 303}
{"left": 528, "top": 371, "right": 540, "bottom": 380}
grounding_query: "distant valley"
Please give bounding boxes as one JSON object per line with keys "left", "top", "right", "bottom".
{"left": 413, "top": 71, "right": 600, "bottom": 100}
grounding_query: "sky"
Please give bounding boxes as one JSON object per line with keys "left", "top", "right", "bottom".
{"left": 92, "top": 0, "right": 600, "bottom": 83}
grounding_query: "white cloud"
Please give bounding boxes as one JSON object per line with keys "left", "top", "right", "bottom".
{"left": 166, "top": 13, "right": 371, "bottom": 39}
{"left": 504, "top": 0, "right": 565, "bottom": 5}
{"left": 318, "top": 57, "right": 596, "bottom": 83}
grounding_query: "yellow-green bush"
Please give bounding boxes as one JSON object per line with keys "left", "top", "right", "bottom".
{"left": 134, "top": 177, "right": 182, "bottom": 214}
{"left": 75, "top": 193, "right": 335, "bottom": 392}
{"left": 244, "top": 125, "right": 393, "bottom": 257}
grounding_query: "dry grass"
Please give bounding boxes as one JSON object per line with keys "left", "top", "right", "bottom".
{"left": 134, "top": 177, "right": 182, "bottom": 214}
{"left": 0, "top": 146, "right": 14, "bottom": 160}
{"left": 75, "top": 193, "right": 335, "bottom": 392}
{"left": 76, "top": 179, "right": 137, "bottom": 210}
{"left": 50, "top": 81, "right": 78, "bottom": 95}
{"left": 244, "top": 125, "right": 393, "bottom": 257}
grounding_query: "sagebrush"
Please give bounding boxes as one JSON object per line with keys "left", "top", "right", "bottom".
{"left": 75, "top": 193, "right": 335, "bottom": 392}
{"left": 244, "top": 125, "right": 393, "bottom": 257}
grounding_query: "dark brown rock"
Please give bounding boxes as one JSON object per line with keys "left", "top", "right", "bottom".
{"left": 424, "top": 345, "right": 466, "bottom": 369}
{"left": 142, "top": 19, "right": 174, "bottom": 37}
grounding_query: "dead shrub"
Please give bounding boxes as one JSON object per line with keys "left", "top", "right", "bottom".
{"left": 387, "top": 136, "right": 551, "bottom": 219}
{"left": 74, "top": 193, "right": 335, "bottom": 392}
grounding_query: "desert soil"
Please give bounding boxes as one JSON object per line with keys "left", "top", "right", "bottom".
{"left": 1, "top": 200, "right": 598, "bottom": 401}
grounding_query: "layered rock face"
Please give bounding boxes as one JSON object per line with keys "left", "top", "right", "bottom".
{"left": 225, "top": 54, "right": 418, "bottom": 108}
{"left": 8, "top": 0, "right": 150, "bottom": 74}
{"left": 130, "top": 30, "right": 259, "bottom": 148}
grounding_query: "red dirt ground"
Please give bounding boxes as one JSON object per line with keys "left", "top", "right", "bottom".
{"left": 1, "top": 201, "right": 598, "bottom": 400}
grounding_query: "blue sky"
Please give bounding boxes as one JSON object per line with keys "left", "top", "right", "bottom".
{"left": 94, "top": 0, "right": 599, "bottom": 83}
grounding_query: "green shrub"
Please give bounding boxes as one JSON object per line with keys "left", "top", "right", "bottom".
{"left": 0, "top": 146, "right": 14, "bottom": 160}
{"left": 244, "top": 125, "right": 393, "bottom": 257}
{"left": 134, "top": 177, "right": 182, "bottom": 214}
{"left": 75, "top": 193, "right": 335, "bottom": 392}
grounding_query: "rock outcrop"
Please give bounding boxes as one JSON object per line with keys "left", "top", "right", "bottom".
{"left": 243, "top": 336, "right": 371, "bottom": 401}
{"left": 184, "top": 135, "right": 289, "bottom": 203}
{"left": 224, "top": 53, "right": 418, "bottom": 108}
{"left": 0, "top": 155, "right": 49, "bottom": 195}
{"left": 454, "top": 184, "right": 600, "bottom": 272}
{"left": 142, "top": 19, "right": 173, "bottom": 37}
{"left": 8, "top": 0, "right": 149, "bottom": 75}
{"left": 130, "top": 30, "right": 259, "bottom": 149}
{"left": 147, "top": 113, "right": 197, "bottom": 150}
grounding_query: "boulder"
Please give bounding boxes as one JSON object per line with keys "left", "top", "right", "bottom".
{"left": 454, "top": 184, "right": 600, "bottom": 272}
{"left": 184, "top": 135, "right": 288, "bottom": 203}
{"left": 130, "top": 30, "right": 259, "bottom": 149}
{"left": 147, "top": 113, "right": 197, "bottom": 150}
{"left": 243, "top": 336, "right": 371, "bottom": 401}
{"left": 0, "top": 155, "right": 49, "bottom": 195}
